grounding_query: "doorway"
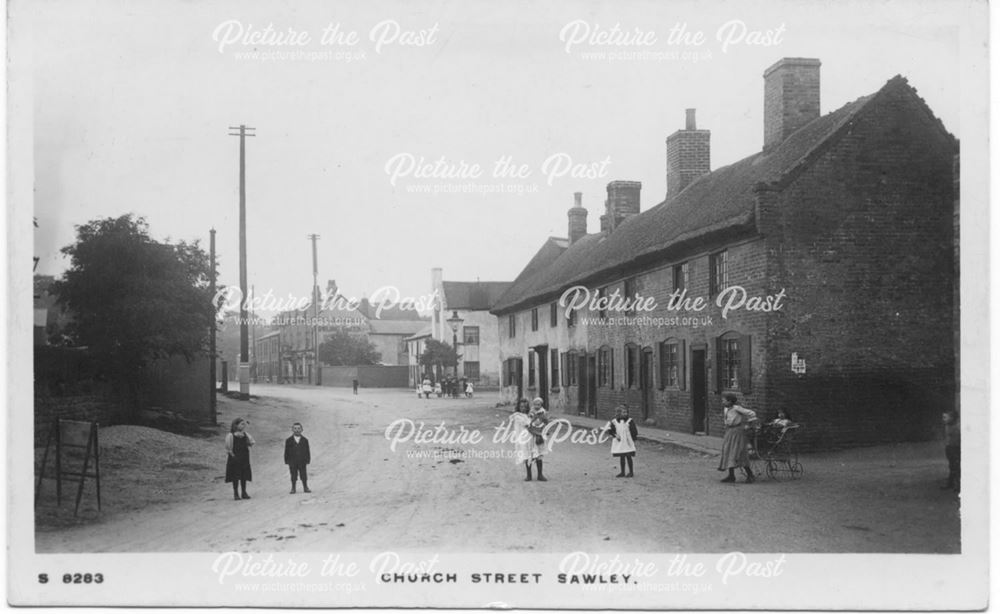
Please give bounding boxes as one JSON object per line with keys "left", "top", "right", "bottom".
{"left": 535, "top": 346, "right": 548, "bottom": 410}
{"left": 586, "top": 356, "right": 597, "bottom": 417}
{"left": 692, "top": 349, "right": 707, "bottom": 434}
{"left": 640, "top": 348, "right": 654, "bottom": 421}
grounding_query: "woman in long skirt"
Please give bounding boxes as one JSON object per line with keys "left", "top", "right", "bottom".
{"left": 717, "top": 392, "right": 757, "bottom": 483}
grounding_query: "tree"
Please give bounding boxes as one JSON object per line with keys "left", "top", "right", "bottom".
{"left": 418, "top": 338, "right": 460, "bottom": 376}
{"left": 318, "top": 329, "right": 381, "bottom": 366}
{"left": 53, "top": 214, "right": 216, "bottom": 419}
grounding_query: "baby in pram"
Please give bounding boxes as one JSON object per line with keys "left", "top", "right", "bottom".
{"left": 764, "top": 410, "right": 797, "bottom": 443}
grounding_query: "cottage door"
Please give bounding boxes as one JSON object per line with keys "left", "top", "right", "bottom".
{"left": 586, "top": 356, "right": 598, "bottom": 417}
{"left": 536, "top": 346, "right": 549, "bottom": 410}
{"left": 577, "top": 354, "right": 588, "bottom": 414}
{"left": 640, "top": 348, "right": 654, "bottom": 421}
{"left": 691, "top": 349, "right": 707, "bottom": 434}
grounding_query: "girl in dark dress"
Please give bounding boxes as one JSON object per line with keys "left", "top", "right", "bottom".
{"left": 225, "top": 418, "right": 255, "bottom": 500}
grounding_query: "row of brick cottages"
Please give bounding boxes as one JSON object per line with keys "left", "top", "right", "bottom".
{"left": 486, "top": 58, "right": 957, "bottom": 449}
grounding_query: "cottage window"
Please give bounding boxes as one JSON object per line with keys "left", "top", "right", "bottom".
{"left": 508, "top": 314, "right": 516, "bottom": 338}
{"left": 623, "top": 278, "right": 637, "bottom": 315}
{"left": 568, "top": 351, "right": 578, "bottom": 386}
{"left": 716, "top": 332, "right": 751, "bottom": 391}
{"left": 673, "top": 263, "right": 689, "bottom": 292}
{"left": 567, "top": 307, "right": 577, "bottom": 327}
{"left": 723, "top": 338, "right": 740, "bottom": 389}
{"left": 550, "top": 302, "right": 558, "bottom": 327}
{"left": 463, "top": 326, "right": 480, "bottom": 346}
{"left": 709, "top": 251, "right": 728, "bottom": 297}
{"left": 659, "top": 339, "right": 687, "bottom": 389}
{"left": 531, "top": 308, "right": 539, "bottom": 332}
{"left": 598, "top": 286, "right": 608, "bottom": 319}
{"left": 598, "top": 346, "right": 614, "bottom": 387}
{"left": 528, "top": 352, "right": 536, "bottom": 387}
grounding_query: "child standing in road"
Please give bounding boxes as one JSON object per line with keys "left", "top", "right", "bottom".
{"left": 603, "top": 404, "right": 638, "bottom": 478}
{"left": 527, "top": 398, "right": 550, "bottom": 481}
{"left": 284, "top": 422, "right": 312, "bottom": 494}
{"left": 225, "top": 418, "right": 255, "bottom": 500}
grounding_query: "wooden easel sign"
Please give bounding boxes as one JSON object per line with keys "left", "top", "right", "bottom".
{"left": 35, "top": 419, "right": 101, "bottom": 516}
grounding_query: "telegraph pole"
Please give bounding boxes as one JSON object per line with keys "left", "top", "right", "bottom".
{"left": 209, "top": 228, "right": 217, "bottom": 425}
{"left": 251, "top": 284, "right": 257, "bottom": 384}
{"left": 229, "top": 124, "right": 255, "bottom": 399}
{"left": 308, "top": 234, "right": 321, "bottom": 385}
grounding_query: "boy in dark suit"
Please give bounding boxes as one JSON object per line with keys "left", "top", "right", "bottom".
{"left": 284, "top": 422, "right": 312, "bottom": 494}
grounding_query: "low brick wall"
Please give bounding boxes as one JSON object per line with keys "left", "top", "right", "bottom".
{"left": 319, "top": 365, "right": 409, "bottom": 388}
{"left": 34, "top": 392, "right": 122, "bottom": 447}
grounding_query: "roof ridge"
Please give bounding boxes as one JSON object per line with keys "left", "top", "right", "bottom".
{"left": 491, "top": 73, "right": 951, "bottom": 315}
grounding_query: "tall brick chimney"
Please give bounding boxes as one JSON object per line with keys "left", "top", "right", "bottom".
{"left": 763, "top": 58, "right": 821, "bottom": 151}
{"left": 568, "top": 192, "right": 588, "bottom": 244}
{"left": 604, "top": 180, "right": 642, "bottom": 232}
{"left": 666, "top": 108, "right": 710, "bottom": 199}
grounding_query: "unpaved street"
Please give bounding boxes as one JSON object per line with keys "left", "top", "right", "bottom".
{"left": 36, "top": 385, "right": 960, "bottom": 553}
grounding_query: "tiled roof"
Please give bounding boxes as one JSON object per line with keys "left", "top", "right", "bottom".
{"left": 356, "top": 298, "right": 426, "bottom": 321}
{"left": 491, "top": 78, "right": 910, "bottom": 315}
{"left": 441, "top": 281, "right": 512, "bottom": 311}
{"left": 404, "top": 324, "right": 433, "bottom": 341}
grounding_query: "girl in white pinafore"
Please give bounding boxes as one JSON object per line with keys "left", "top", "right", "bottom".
{"left": 602, "top": 405, "right": 638, "bottom": 477}
{"left": 510, "top": 399, "right": 537, "bottom": 480}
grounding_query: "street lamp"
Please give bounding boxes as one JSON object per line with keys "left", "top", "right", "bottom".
{"left": 447, "top": 310, "right": 464, "bottom": 397}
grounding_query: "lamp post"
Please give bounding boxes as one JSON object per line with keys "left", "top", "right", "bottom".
{"left": 447, "top": 310, "right": 464, "bottom": 398}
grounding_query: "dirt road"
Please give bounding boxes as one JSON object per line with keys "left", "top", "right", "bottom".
{"left": 35, "top": 385, "right": 960, "bottom": 553}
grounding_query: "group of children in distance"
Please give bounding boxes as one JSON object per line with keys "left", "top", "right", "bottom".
{"left": 224, "top": 418, "right": 312, "bottom": 501}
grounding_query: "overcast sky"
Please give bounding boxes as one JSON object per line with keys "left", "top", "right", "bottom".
{"left": 31, "top": 0, "right": 967, "bottom": 314}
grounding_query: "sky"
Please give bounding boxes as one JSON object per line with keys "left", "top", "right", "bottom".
{"left": 30, "top": 0, "right": 970, "bottom": 315}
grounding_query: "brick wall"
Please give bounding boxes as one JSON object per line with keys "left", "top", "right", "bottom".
{"left": 320, "top": 365, "right": 409, "bottom": 387}
{"left": 497, "top": 301, "right": 590, "bottom": 406}
{"left": 760, "top": 80, "right": 957, "bottom": 447}
{"left": 584, "top": 237, "right": 770, "bottom": 434}
{"left": 34, "top": 393, "right": 121, "bottom": 447}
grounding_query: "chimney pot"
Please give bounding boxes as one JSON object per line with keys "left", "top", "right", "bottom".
{"left": 568, "top": 193, "right": 588, "bottom": 244}
{"left": 666, "top": 110, "right": 711, "bottom": 199}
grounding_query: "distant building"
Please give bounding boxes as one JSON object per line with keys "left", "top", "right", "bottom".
{"left": 431, "top": 269, "right": 511, "bottom": 388}
{"left": 254, "top": 280, "right": 427, "bottom": 383}
{"left": 491, "top": 58, "right": 957, "bottom": 448}
{"left": 405, "top": 325, "right": 433, "bottom": 387}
